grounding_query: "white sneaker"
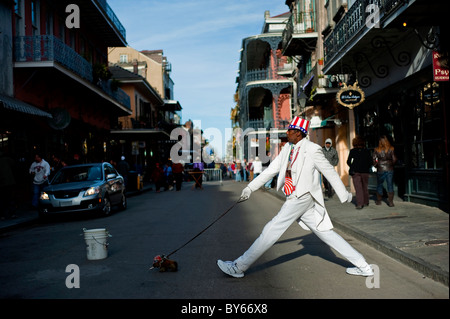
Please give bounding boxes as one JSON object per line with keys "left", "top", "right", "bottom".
{"left": 346, "top": 264, "right": 374, "bottom": 276}
{"left": 217, "top": 260, "right": 244, "bottom": 278}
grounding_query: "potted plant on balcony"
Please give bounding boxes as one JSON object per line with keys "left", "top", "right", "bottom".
{"left": 93, "top": 63, "right": 112, "bottom": 84}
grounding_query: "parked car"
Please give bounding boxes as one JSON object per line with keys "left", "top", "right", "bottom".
{"left": 39, "top": 162, "right": 127, "bottom": 218}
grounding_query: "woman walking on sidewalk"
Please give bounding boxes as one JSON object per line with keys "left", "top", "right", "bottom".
{"left": 373, "top": 135, "right": 397, "bottom": 207}
{"left": 347, "top": 136, "right": 372, "bottom": 209}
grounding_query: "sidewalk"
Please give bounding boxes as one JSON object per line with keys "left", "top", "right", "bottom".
{"left": 1, "top": 182, "right": 448, "bottom": 287}
{"left": 265, "top": 188, "right": 449, "bottom": 287}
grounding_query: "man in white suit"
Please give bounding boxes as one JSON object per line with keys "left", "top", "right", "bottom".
{"left": 217, "top": 117, "right": 373, "bottom": 278}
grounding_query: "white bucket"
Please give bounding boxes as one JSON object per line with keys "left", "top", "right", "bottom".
{"left": 83, "top": 228, "right": 111, "bottom": 260}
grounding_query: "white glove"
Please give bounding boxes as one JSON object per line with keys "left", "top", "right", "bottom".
{"left": 238, "top": 187, "right": 252, "bottom": 203}
{"left": 347, "top": 192, "right": 353, "bottom": 203}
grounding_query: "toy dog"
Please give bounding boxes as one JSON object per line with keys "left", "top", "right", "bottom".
{"left": 150, "top": 255, "right": 178, "bottom": 272}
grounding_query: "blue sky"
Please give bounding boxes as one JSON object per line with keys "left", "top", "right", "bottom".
{"left": 107, "top": 0, "right": 288, "bottom": 158}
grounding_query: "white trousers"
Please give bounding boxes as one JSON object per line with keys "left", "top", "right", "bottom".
{"left": 234, "top": 193, "right": 368, "bottom": 272}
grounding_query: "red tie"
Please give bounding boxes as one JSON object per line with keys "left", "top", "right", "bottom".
{"left": 283, "top": 175, "right": 294, "bottom": 196}
{"left": 283, "top": 146, "right": 295, "bottom": 196}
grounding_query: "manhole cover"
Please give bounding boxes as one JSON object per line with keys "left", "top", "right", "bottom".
{"left": 425, "top": 239, "right": 449, "bottom": 246}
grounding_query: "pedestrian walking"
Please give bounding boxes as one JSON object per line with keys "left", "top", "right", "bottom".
{"left": 373, "top": 135, "right": 397, "bottom": 207}
{"left": 192, "top": 159, "right": 204, "bottom": 189}
{"left": 117, "top": 156, "right": 130, "bottom": 188}
{"left": 172, "top": 160, "right": 184, "bottom": 191}
{"left": 29, "top": 153, "right": 51, "bottom": 209}
{"left": 235, "top": 161, "right": 242, "bottom": 182}
{"left": 347, "top": 136, "right": 372, "bottom": 209}
{"left": 243, "top": 159, "right": 248, "bottom": 181}
{"left": 164, "top": 161, "right": 174, "bottom": 191}
{"left": 322, "top": 138, "right": 339, "bottom": 198}
{"left": 217, "top": 117, "right": 373, "bottom": 278}
{"left": 252, "top": 157, "right": 262, "bottom": 178}
{"left": 151, "top": 163, "right": 165, "bottom": 193}
{"left": 263, "top": 152, "right": 274, "bottom": 189}
{"left": 49, "top": 153, "right": 66, "bottom": 181}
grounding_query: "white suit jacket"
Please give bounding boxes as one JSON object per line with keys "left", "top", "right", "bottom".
{"left": 247, "top": 138, "right": 349, "bottom": 231}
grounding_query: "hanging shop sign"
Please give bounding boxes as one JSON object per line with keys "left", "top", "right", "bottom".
{"left": 432, "top": 51, "right": 449, "bottom": 82}
{"left": 336, "top": 81, "right": 365, "bottom": 109}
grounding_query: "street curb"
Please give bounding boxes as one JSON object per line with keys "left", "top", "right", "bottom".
{"left": 0, "top": 216, "right": 38, "bottom": 234}
{"left": 263, "top": 187, "right": 449, "bottom": 287}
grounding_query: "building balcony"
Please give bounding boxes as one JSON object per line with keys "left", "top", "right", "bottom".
{"left": 14, "top": 35, "right": 130, "bottom": 111}
{"left": 79, "top": 0, "right": 127, "bottom": 46}
{"left": 15, "top": 35, "right": 93, "bottom": 81}
{"left": 244, "top": 66, "right": 291, "bottom": 83}
{"left": 281, "top": 11, "right": 318, "bottom": 56}
{"left": 322, "top": 0, "right": 433, "bottom": 74}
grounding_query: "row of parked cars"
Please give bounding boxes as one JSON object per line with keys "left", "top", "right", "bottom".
{"left": 38, "top": 162, "right": 127, "bottom": 219}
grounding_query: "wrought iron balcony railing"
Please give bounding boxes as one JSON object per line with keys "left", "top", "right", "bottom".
{"left": 323, "top": 0, "right": 406, "bottom": 64}
{"left": 282, "top": 11, "right": 317, "bottom": 54}
{"left": 14, "top": 35, "right": 130, "bottom": 110}
{"left": 15, "top": 35, "right": 93, "bottom": 81}
{"left": 244, "top": 66, "right": 291, "bottom": 83}
{"left": 96, "top": 0, "right": 126, "bottom": 40}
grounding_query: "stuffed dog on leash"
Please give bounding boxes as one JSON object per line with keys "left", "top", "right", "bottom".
{"left": 150, "top": 255, "right": 178, "bottom": 272}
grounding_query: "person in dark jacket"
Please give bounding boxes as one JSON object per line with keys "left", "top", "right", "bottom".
{"left": 117, "top": 156, "right": 130, "bottom": 188}
{"left": 347, "top": 136, "right": 373, "bottom": 209}
{"left": 373, "top": 135, "right": 397, "bottom": 207}
{"left": 322, "top": 138, "right": 339, "bottom": 198}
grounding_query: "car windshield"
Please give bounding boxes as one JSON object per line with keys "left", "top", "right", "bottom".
{"left": 51, "top": 166, "right": 102, "bottom": 185}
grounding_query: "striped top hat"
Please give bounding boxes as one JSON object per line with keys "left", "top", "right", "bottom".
{"left": 288, "top": 116, "right": 310, "bottom": 135}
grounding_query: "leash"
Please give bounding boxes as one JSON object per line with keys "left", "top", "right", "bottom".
{"left": 165, "top": 199, "right": 241, "bottom": 259}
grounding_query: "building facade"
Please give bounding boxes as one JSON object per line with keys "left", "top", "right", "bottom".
{"left": 282, "top": 0, "right": 351, "bottom": 187}
{"left": 0, "top": 0, "right": 130, "bottom": 202}
{"left": 281, "top": 0, "right": 448, "bottom": 211}
{"left": 108, "top": 46, "right": 183, "bottom": 168}
{"left": 236, "top": 11, "right": 296, "bottom": 163}
{"left": 1, "top": 0, "right": 131, "bottom": 162}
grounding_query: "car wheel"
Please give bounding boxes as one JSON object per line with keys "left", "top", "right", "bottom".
{"left": 119, "top": 193, "right": 127, "bottom": 210}
{"left": 102, "top": 196, "right": 112, "bottom": 216}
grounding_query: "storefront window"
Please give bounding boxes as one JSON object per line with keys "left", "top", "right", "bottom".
{"left": 409, "top": 82, "right": 443, "bottom": 170}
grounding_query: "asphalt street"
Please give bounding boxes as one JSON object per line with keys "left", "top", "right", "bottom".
{"left": 0, "top": 180, "right": 448, "bottom": 302}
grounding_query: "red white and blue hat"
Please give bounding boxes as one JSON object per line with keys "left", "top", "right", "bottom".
{"left": 288, "top": 116, "right": 310, "bottom": 134}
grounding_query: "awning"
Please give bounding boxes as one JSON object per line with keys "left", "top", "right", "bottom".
{"left": 0, "top": 94, "right": 53, "bottom": 118}
{"left": 161, "top": 100, "right": 182, "bottom": 112}
{"left": 302, "top": 75, "right": 314, "bottom": 90}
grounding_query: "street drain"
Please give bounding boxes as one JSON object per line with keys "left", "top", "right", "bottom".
{"left": 425, "top": 239, "right": 449, "bottom": 246}
{"left": 371, "top": 215, "right": 407, "bottom": 220}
